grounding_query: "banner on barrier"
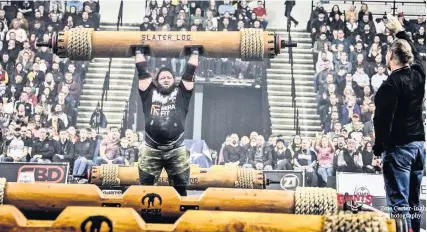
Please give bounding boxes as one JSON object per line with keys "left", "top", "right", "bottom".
{"left": 336, "top": 172, "right": 427, "bottom": 204}
{"left": 0, "top": 162, "right": 69, "bottom": 183}
{"left": 263, "top": 170, "right": 305, "bottom": 191}
{"left": 336, "top": 172, "right": 382, "bottom": 206}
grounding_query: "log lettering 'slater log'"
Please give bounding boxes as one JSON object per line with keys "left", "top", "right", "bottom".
{"left": 40, "top": 28, "right": 295, "bottom": 61}
{"left": 0, "top": 205, "right": 402, "bottom": 232}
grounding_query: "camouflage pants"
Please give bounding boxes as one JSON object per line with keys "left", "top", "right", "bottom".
{"left": 138, "top": 145, "right": 190, "bottom": 178}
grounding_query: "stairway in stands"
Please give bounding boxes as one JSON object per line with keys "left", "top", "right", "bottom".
{"left": 76, "top": 23, "right": 140, "bottom": 131}
{"left": 266, "top": 28, "right": 321, "bottom": 139}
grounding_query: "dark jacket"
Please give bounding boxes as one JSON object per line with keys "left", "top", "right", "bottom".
{"left": 245, "top": 145, "right": 273, "bottom": 167}
{"left": 31, "top": 138, "right": 57, "bottom": 160}
{"left": 271, "top": 148, "right": 292, "bottom": 168}
{"left": 223, "top": 144, "right": 245, "bottom": 165}
{"left": 74, "top": 139, "right": 95, "bottom": 160}
{"left": 114, "top": 147, "right": 136, "bottom": 165}
{"left": 56, "top": 139, "right": 75, "bottom": 161}
{"left": 373, "top": 31, "right": 426, "bottom": 156}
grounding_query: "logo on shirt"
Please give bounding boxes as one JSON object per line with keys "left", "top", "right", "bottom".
{"left": 151, "top": 89, "right": 178, "bottom": 117}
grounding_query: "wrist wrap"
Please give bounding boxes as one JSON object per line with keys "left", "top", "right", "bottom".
{"left": 136, "top": 61, "right": 151, "bottom": 79}
{"left": 181, "top": 64, "right": 197, "bottom": 82}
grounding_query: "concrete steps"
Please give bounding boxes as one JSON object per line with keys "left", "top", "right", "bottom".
{"left": 266, "top": 29, "right": 321, "bottom": 137}
{"left": 76, "top": 24, "right": 136, "bottom": 131}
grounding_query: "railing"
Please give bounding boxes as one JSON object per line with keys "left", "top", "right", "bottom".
{"left": 313, "top": 0, "right": 426, "bottom": 18}
{"left": 96, "top": 55, "right": 112, "bottom": 133}
{"left": 117, "top": 0, "right": 124, "bottom": 31}
{"left": 287, "top": 28, "right": 301, "bottom": 136}
{"left": 120, "top": 101, "right": 129, "bottom": 138}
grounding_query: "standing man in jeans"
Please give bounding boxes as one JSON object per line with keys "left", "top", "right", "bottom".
{"left": 374, "top": 14, "right": 425, "bottom": 232}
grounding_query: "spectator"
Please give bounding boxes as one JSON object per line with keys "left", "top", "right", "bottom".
{"left": 1, "top": 127, "right": 25, "bottom": 162}
{"left": 329, "top": 5, "right": 342, "bottom": 21}
{"left": 336, "top": 139, "right": 363, "bottom": 172}
{"left": 52, "top": 129, "right": 74, "bottom": 165}
{"left": 273, "top": 138, "right": 292, "bottom": 170}
{"left": 294, "top": 138, "right": 317, "bottom": 186}
{"left": 412, "top": 15, "right": 425, "bottom": 33}
{"left": 29, "top": 127, "right": 56, "bottom": 163}
{"left": 330, "top": 14, "right": 345, "bottom": 32}
{"left": 352, "top": 65, "right": 370, "bottom": 90}
{"left": 316, "top": 136, "right": 334, "bottom": 185}
{"left": 361, "top": 141, "right": 375, "bottom": 173}
{"left": 114, "top": 137, "right": 136, "bottom": 166}
{"left": 78, "top": 11, "right": 95, "bottom": 28}
{"left": 358, "top": 3, "right": 373, "bottom": 22}
{"left": 252, "top": 1, "right": 267, "bottom": 28}
{"left": 223, "top": 133, "right": 245, "bottom": 165}
{"left": 344, "top": 5, "right": 357, "bottom": 22}
{"left": 73, "top": 128, "right": 94, "bottom": 176}
{"left": 245, "top": 135, "right": 273, "bottom": 170}
{"left": 95, "top": 126, "right": 122, "bottom": 165}
{"left": 371, "top": 65, "right": 387, "bottom": 93}
{"left": 332, "top": 30, "right": 351, "bottom": 53}
{"left": 218, "top": 0, "right": 235, "bottom": 17}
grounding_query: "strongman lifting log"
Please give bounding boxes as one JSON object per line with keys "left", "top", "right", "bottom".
{"left": 37, "top": 28, "right": 296, "bottom": 60}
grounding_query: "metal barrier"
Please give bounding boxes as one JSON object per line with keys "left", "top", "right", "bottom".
{"left": 313, "top": 0, "right": 426, "bottom": 18}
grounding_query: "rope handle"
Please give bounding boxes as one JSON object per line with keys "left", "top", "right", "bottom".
{"left": 0, "top": 177, "right": 6, "bottom": 205}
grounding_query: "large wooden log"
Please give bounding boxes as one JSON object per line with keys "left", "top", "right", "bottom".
{"left": 90, "top": 164, "right": 266, "bottom": 190}
{"left": 0, "top": 205, "right": 402, "bottom": 232}
{"left": 2, "top": 183, "right": 341, "bottom": 221}
{"left": 41, "top": 28, "right": 293, "bottom": 61}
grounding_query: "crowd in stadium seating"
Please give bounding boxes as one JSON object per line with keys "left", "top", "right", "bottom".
{"left": 140, "top": 0, "right": 267, "bottom": 81}
{"left": 217, "top": 2, "right": 426, "bottom": 187}
{"left": 310, "top": 2, "right": 425, "bottom": 180}
{"left": 0, "top": 1, "right": 105, "bottom": 176}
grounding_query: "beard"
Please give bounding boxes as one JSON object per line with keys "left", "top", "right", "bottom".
{"left": 156, "top": 81, "right": 177, "bottom": 95}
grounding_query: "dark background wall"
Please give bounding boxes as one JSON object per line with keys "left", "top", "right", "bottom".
{"left": 201, "top": 85, "right": 263, "bottom": 151}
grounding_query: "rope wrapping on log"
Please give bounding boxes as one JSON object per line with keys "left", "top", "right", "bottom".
{"left": 0, "top": 178, "right": 5, "bottom": 205}
{"left": 322, "top": 211, "right": 389, "bottom": 232}
{"left": 240, "top": 29, "right": 264, "bottom": 61}
{"left": 235, "top": 168, "right": 254, "bottom": 189}
{"left": 100, "top": 164, "right": 120, "bottom": 186}
{"left": 67, "top": 28, "right": 94, "bottom": 60}
{"left": 295, "top": 187, "right": 338, "bottom": 215}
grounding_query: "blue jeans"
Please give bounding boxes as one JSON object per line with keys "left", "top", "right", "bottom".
{"left": 29, "top": 158, "right": 52, "bottom": 163}
{"left": 73, "top": 157, "right": 92, "bottom": 176}
{"left": 95, "top": 156, "right": 125, "bottom": 166}
{"left": 382, "top": 141, "right": 426, "bottom": 232}
{"left": 317, "top": 166, "right": 334, "bottom": 183}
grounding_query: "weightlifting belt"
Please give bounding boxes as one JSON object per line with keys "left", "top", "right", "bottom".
{"left": 144, "top": 132, "right": 184, "bottom": 151}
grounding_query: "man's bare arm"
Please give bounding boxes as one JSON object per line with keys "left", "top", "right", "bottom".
{"left": 135, "top": 51, "right": 153, "bottom": 91}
